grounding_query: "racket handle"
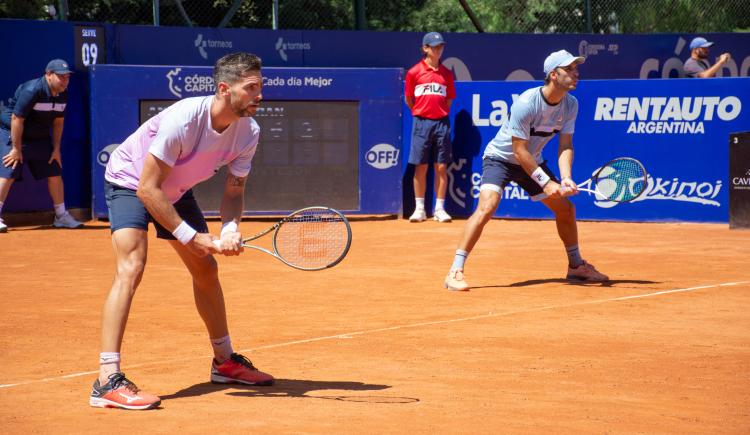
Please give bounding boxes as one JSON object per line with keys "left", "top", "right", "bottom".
{"left": 212, "top": 239, "right": 222, "bottom": 250}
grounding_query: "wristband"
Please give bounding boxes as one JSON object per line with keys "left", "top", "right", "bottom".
{"left": 531, "top": 167, "right": 551, "bottom": 188}
{"left": 172, "top": 221, "right": 197, "bottom": 245}
{"left": 220, "top": 221, "right": 238, "bottom": 237}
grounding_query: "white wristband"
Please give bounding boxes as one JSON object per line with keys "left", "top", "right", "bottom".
{"left": 531, "top": 167, "right": 551, "bottom": 188}
{"left": 172, "top": 221, "right": 197, "bottom": 245}
{"left": 220, "top": 221, "right": 238, "bottom": 237}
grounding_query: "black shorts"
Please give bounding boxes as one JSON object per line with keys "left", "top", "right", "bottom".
{"left": 0, "top": 129, "right": 62, "bottom": 180}
{"left": 479, "top": 157, "right": 559, "bottom": 200}
{"left": 104, "top": 181, "right": 208, "bottom": 240}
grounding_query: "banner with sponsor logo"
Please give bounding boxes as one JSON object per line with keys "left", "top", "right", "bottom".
{"left": 112, "top": 24, "right": 750, "bottom": 82}
{"left": 89, "top": 65, "right": 403, "bottom": 218}
{"left": 729, "top": 132, "right": 750, "bottom": 228}
{"left": 412, "top": 77, "right": 750, "bottom": 223}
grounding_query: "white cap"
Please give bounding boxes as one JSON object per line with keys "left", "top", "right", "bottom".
{"left": 543, "top": 50, "right": 585, "bottom": 76}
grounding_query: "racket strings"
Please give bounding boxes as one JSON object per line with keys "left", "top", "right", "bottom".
{"left": 274, "top": 210, "right": 350, "bottom": 269}
{"left": 593, "top": 158, "right": 648, "bottom": 202}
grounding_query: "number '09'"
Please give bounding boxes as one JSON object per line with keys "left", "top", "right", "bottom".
{"left": 82, "top": 43, "right": 98, "bottom": 66}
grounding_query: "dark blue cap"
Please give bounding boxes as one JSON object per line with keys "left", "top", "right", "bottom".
{"left": 46, "top": 59, "right": 73, "bottom": 74}
{"left": 422, "top": 32, "right": 445, "bottom": 47}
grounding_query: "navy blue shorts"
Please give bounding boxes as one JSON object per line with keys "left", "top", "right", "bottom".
{"left": 480, "top": 158, "right": 559, "bottom": 200}
{"left": 408, "top": 116, "right": 452, "bottom": 165}
{"left": 104, "top": 181, "right": 208, "bottom": 240}
{"left": 0, "top": 129, "right": 62, "bottom": 180}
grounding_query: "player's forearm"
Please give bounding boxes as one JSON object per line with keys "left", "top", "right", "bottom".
{"left": 558, "top": 148, "right": 574, "bottom": 179}
{"left": 220, "top": 193, "right": 244, "bottom": 226}
{"left": 137, "top": 186, "right": 184, "bottom": 233}
{"left": 512, "top": 141, "right": 539, "bottom": 176}
{"left": 220, "top": 174, "right": 246, "bottom": 225}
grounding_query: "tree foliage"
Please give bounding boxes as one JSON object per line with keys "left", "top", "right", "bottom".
{"left": 1, "top": 0, "right": 748, "bottom": 33}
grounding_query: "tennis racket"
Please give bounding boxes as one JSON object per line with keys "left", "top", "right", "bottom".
{"left": 534, "top": 157, "right": 648, "bottom": 203}
{"left": 213, "top": 206, "right": 352, "bottom": 271}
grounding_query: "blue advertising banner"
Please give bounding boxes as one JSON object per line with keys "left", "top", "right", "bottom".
{"left": 89, "top": 65, "right": 403, "bottom": 218}
{"left": 112, "top": 24, "right": 750, "bottom": 81}
{"left": 416, "top": 77, "right": 750, "bottom": 223}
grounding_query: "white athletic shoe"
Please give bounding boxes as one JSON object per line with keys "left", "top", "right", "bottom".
{"left": 444, "top": 269, "right": 470, "bottom": 291}
{"left": 409, "top": 208, "right": 427, "bottom": 222}
{"left": 0, "top": 218, "right": 7, "bottom": 233}
{"left": 433, "top": 209, "right": 452, "bottom": 223}
{"left": 53, "top": 211, "right": 83, "bottom": 229}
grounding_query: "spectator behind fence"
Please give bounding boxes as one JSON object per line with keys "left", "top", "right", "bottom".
{"left": 683, "top": 37, "right": 731, "bottom": 78}
{"left": 0, "top": 59, "right": 83, "bottom": 232}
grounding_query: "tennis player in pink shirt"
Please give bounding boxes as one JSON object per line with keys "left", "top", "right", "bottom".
{"left": 90, "top": 52, "right": 274, "bottom": 410}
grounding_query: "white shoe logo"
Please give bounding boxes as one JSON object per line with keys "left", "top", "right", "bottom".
{"left": 118, "top": 392, "right": 143, "bottom": 403}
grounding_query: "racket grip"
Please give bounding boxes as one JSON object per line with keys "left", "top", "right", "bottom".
{"left": 212, "top": 239, "right": 222, "bottom": 250}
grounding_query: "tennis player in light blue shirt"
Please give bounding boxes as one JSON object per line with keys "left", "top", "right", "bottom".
{"left": 483, "top": 84, "right": 578, "bottom": 165}
{"left": 444, "top": 49, "right": 609, "bottom": 291}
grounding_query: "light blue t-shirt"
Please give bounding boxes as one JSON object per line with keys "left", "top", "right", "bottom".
{"left": 483, "top": 86, "right": 578, "bottom": 165}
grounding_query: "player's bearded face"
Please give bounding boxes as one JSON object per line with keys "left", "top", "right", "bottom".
{"left": 228, "top": 72, "right": 263, "bottom": 117}
{"left": 696, "top": 47, "right": 709, "bottom": 59}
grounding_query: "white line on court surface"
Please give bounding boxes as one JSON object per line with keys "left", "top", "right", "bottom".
{"left": 1, "top": 280, "right": 747, "bottom": 390}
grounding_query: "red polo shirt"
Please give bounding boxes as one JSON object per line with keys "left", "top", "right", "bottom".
{"left": 405, "top": 59, "right": 456, "bottom": 120}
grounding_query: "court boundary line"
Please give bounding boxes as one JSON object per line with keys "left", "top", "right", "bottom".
{"left": 1, "top": 280, "right": 747, "bottom": 390}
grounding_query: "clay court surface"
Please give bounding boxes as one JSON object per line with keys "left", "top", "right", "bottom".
{"left": 1, "top": 217, "right": 749, "bottom": 434}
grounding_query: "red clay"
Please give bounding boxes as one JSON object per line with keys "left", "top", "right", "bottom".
{"left": 1, "top": 218, "right": 748, "bottom": 433}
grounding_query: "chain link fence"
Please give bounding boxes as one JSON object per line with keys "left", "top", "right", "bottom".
{"left": 3, "top": 1, "right": 750, "bottom": 33}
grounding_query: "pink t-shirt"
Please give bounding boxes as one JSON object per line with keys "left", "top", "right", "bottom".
{"left": 105, "top": 96, "right": 259, "bottom": 203}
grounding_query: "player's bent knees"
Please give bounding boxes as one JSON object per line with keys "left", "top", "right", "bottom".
{"left": 552, "top": 198, "right": 576, "bottom": 220}
{"left": 190, "top": 255, "right": 219, "bottom": 283}
{"left": 115, "top": 258, "right": 146, "bottom": 283}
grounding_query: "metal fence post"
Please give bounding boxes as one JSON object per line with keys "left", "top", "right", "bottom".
{"left": 273, "top": 0, "right": 279, "bottom": 29}
{"left": 354, "top": 0, "right": 366, "bottom": 30}
{"left": 153, "top": 0, "right": 160, "bottom": 26}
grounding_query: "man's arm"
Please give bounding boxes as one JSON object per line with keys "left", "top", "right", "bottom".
{"left": 2, "top": 114, "right": 25, "bottom": 169}
{"left": 137, "top": 153, "right": 217, "bottom": 257}
{"left": 512, "top": 136, "right": 564, "bottom": 199}
{"left": 405, "top": 96, "right": 415, "bottom": 110}
{"left": 698, "top": 53, "right": 731, "bottom": 78}
{"left": 48, "top": 117, "right": 64, "bottom": 166}
{"left": 215, "top": 172, "right": 247, "bottom": 256}
{"left": 557, "top": 133, "right": 577, "bottom": 193}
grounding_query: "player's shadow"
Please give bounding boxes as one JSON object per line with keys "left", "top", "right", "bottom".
{"left": 473, "top": 278, "right": 660, "bottom": 289}
{"left": 8, "top": 224, "right": 103, "bottom": 232}
{"left": 161, "top": 379, "right": 419, "bottom": 404}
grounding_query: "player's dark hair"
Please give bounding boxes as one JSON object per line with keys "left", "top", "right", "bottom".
{"left": 213, "top": 52, "right": 262, "bottom": 89}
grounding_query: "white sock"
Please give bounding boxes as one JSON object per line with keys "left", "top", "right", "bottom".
{"left": 211, "top": 335, "right": 234, "bottom": 363}
{"left": 435, "top": 199, "right": 446, "bottom": 211}
{"left": 54, "top": 203, "right": 66, "bottom": 217}
{"left": 0, "top": 201, "right": 4, "bottom": 214}
{"left": 415, "top": 198, "right": 425, "bottom": 210}
{"left": 99, "top": 352, "right": 121, "bottom": 379}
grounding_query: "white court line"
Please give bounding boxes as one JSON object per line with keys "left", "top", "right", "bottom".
{"left": 1, "top": 280, "right": 747, "bottom": 390}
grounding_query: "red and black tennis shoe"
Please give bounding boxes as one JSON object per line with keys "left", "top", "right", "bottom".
{"left": 89, "top": 372, "right": 161, "bottom": 410}
{"left": 211, "top": 353, "right": 274, "bottom": 386}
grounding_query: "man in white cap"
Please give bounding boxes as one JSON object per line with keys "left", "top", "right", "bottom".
{"left": 683, "top": 37, "right": 731, "bottom": 78}
{"left": 444, "top": 49, "right": 608, "bottom": 291}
